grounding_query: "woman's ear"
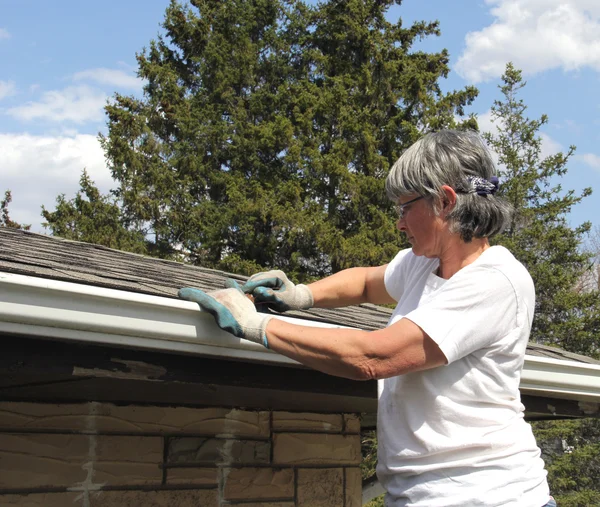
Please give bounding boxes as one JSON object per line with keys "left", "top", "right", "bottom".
{"left": 440, "top": 185, "right": 457, "bottom": 216}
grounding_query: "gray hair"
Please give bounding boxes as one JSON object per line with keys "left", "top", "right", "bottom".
{"left": 385, "top": 129, "right": 513, "bottom": 242}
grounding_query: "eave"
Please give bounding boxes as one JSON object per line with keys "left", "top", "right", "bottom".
{"left": 1, "top": 272, "right": 600, "bottom": 411}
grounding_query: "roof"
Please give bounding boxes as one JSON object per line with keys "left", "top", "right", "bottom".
{"left": 1, "top": 227, "right": 599, "bottom": 422}
{"left": 0, "top": 227, "right": 390, "bottom": 332}
{"left": 0, "top": 227, "right": 598, "bottom": 365}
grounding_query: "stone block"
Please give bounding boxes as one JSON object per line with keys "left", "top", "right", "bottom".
{"left": 88, "top": 489, "right": 218, "bottom": 507}
{"left": 272, "top": 433, "right": 361, "bottom": 465}
{"left": 343, "top": 414, "right": 361, "bottom": 434}
{"left": 297, "top": 468, "right": 343, "bottom": 506}
{"left": 272, "top": 412, "right": 342, "bottom": 432}
{"left": 0, "top": 434, "right": 88, "bottom": 489}
{"left": 168, "top": 438, "right": 269, "bottom": 465}
{"left": 0, "top": 493, "right": 82, "bottom": 506}
{"left": 0, "top": 434, "right": 162, "bottom": 489}
{"left": 0, "top": 402, "right": 269, "bottom": 437}
{"left": 223, "top": 467, "right": 294, "bottom": 501}
{"left": 345, "top": 467, "right": 363, "bottom": 507}
{"left": 83, "top": 435, "right": 163, "bottom": 486}
{"left": 166, "top": 467, "right": 218, "bottom": 485}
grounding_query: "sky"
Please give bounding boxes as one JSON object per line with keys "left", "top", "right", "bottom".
{"left": 1, "top": 0, "right": 600, "bottom": 236}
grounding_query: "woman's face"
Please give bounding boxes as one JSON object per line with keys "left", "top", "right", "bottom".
{"left": 396, "top": 194, "right": 448, "bottom": 258}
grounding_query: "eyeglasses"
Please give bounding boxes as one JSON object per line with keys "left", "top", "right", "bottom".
{"left": 394, "top": 195, "right": 424, "bottom": 219}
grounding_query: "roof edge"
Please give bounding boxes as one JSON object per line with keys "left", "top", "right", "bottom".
{"left": 0, "top": 272, "right": 347, "bottom": 367}
{"left": 1, "top": 272, "right": 599, "bottom": 404}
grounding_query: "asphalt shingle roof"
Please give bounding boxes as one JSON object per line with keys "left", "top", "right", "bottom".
{"left": 1, "top": 227, "right": 598, "bottom": 365}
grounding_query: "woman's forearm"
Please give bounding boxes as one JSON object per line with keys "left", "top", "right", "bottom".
{"left": 308, "top": 265, "right": 393, "bottom": 308}
{"left": 265, "top": 313, "right": 445, "bottom": 380}
{"left": 265, "top": 318, "right": 374, "bottom": 380}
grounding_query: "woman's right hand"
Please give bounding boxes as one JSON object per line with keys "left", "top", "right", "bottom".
{"left": 229, "top": 270, "right": 314, "bottom": 313}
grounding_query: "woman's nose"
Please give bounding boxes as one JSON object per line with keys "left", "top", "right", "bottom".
{"left": 396, "top": 216, "right": 406, "bottom": 231}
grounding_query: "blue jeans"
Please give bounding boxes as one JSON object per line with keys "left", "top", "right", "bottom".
{"left": 542, "top": 497, "right": 557, "bottom": 507}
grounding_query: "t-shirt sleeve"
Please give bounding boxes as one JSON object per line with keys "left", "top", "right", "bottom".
{"left": 384, "top": 248, "right": 412, "bottom": 302}
{"left": 404, "top": 266, "right": 520, "bottom": 364}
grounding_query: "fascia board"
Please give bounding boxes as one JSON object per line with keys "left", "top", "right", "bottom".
{"left": 1, "top": 271, "right": 600, "bottom": 404}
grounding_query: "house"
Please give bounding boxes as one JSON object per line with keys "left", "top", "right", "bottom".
{"left": 0, "top": 228, "right": 599, "bottom": 506}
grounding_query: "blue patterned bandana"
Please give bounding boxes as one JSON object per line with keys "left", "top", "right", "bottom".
{"left": 467, "top": 176, "right": 499, "bottom": 196}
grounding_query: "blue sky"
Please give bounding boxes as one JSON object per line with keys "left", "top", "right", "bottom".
{"left": 1, "top": 0, "right": 600, "bottom": 238}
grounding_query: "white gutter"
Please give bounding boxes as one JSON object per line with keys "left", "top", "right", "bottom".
{"left": 1, "top": 272, "right": 600, "bottom": 404}
{"left": 521, "top": 355, "right": 600, "bottom": 403}
{"left": 0, "top": 272, "right": 344, "bottom": 367}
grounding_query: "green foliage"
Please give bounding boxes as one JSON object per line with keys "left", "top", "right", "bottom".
{"left": 485, "top": 63, "right": 600, "bottom": 359}
{"left": 361, "top": 429, "right": 385, "bottom": 506}
{"left": 1, "top": 190, "right": 31, "bottom": 231}
{"left": 361, "top": 429, "right": 378, "bottom": 481}
{"left": 364, "top": 495, "right": 385, "bottom": 507}
{"left": 533, "top": 418, "right": 600, "bottom": 506}
{"left": 100, "top": 0, "right": 477, "bottom": 279}
{"left": 581, "top": 225, "right": 600, "bottom": 292}
{"left": 42, "top": 170, "right": 148, "bottom": 255}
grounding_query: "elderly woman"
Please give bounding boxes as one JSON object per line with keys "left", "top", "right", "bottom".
{"left": 179, "top": 130, "right": 553, "bottom": 507}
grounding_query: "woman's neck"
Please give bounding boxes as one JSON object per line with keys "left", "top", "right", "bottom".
{"left": 437, "top": 238, "right": 490, "bottom": 279}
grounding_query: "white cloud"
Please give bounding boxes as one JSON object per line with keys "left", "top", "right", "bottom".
{"left": 475, "top": 109, "right": 564, "bottom": 161}
{"left": 0, "top": 133, "right": 113, "bottom": 231}
{"left": 577, "top": 152, "right": 600, "bottom": 171}
{"left": 475, "top": 109, "right": 496, "bottom": 135}
{"left": 6, "top": 85, "right": 107, "bottom": 124}
{"left": 456, "top": 0, "right": 600, "bottom": 83}
{"left": 0, "top": 80, "right": 16, "bottom": 100}
{"left": 73, "top": 68, "right": 143, "bottom": 90}
{"left": 539, "top": 132, "right": 564, "bottom": 159}
{"left": 0, "top": 28, "right": 10, "bottom": 40}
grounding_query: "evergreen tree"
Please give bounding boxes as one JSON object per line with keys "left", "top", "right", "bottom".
{"left": 532, "top": 418, "right": 600, "bottom": 507}
{"left": 485, "top": 63, "right": 600, "bottom": 359}
{"left": 484, "top": 63, "right": 600, "bottom": 507}
{"left": 42, "top": 170, "right": 148, "bottom": 255}
{"left": 100, "top": 0, "right": 477, "bottom": 280}
{"left": 581, "top": 225, "right": 600, "bottom": 292}
{"left": 0, "top": 190, "right": 31, "bottom": 231}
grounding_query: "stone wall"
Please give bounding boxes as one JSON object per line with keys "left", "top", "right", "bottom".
{"left": 0, "top": 402, "right": 362, "bottom": 506}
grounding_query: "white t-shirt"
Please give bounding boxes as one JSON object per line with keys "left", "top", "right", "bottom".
{"left": 377, "top": 246, "right": 550, "bottom": 507}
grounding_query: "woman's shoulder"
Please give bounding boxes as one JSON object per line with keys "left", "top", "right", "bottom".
{"left": 474, "top": 245, "right": 535, "bottom": 296}
{"left": 480, "top": 246, "right": 530, "bottom": 273}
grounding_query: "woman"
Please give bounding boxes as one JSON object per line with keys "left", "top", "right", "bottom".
{"left": 179, "top": 129, "right": 554, "bottom": 506}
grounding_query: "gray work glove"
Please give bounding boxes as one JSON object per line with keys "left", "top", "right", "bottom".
{"left": 178, "top": 287, "right": 273, "bottom": 348}
{"left": 233, "top": 270, "right": 313, "bottom": 313}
